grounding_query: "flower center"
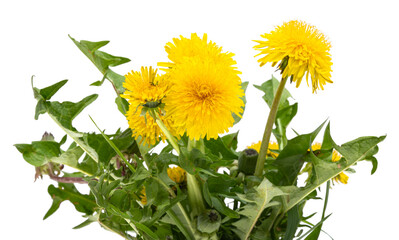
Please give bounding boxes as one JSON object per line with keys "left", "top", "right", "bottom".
{"left": 195, "top": 84, "right": 213, "bottom": 100}
{"left": 292, "top": 44, "right": 311, "bottom": 61}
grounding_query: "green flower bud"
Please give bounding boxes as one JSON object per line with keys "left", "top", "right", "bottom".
{"left": 238, "top": 148, "right": 259, "bottom": 175}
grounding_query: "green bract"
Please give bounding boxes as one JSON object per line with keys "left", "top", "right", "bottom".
{"left": 15, "top": 36, "right": 385, "bottom": 240}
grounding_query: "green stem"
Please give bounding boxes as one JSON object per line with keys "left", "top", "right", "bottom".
{"left": 254, "top": 76, "right": 288, "bottom": 177}
{"left": 153, "top": 111, "right": 180, "bottom": 154}
{"left": 187, "top": 139, "right": 206, "bottom": 216}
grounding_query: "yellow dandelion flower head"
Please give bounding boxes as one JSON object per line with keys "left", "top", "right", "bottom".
{"left": 311, "top": 143, "right": 348, "bottom": 184}
{"left": 158, "top": 33, "right": 237, "bottom": 71}
{"left": 167, "top": 166, "right": 186, "bottom": 184}
{"left": 248, "top": 141, "right": 279, "bottom": 158}
{"left": 122, "top": 66, "right": 177, "bottom": 146}
{"left": 254, "top": 20, "right": 333, "bottom": 93}
{"left": 122, "top": 66, "right": 170, "bottom": 107}
{"left": 165, "top": 57, "right": 244, "bottom": 140}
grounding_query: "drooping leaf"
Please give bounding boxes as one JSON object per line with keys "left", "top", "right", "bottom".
{"left": 44, "top": 183, "right": 97, "bottom": 219}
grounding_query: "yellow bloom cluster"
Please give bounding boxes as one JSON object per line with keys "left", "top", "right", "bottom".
{"left": 254, "top": 20, "right": 333, "bottom": 93}
{"left": 123, "top": 34, "right": 245, "bottom": 143}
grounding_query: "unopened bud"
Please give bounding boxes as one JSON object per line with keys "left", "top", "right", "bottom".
{"left": 238, "top": 148, "right": 259, "bottom": 175}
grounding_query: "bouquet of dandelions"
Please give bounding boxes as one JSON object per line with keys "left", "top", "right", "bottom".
{"left": 15, "top": 20, "right": 385, "bottom": 240}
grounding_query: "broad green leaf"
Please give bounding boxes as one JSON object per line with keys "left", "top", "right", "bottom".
{"left": 50, "top": 145, "right": 83, "bottom": 168}
{"left": 44, "top": 183, "right": 97, "bottom": 219}
{"left": 15, "top": 141, "right": 61, "bottom": 167}
{"left": 232, "top": 178, "right": 284, "bottom": 240}
{"left": 283, "top": 125, "right": 385, "bottom": 212}
{"left": 207, "top": 174, "right": 236, "bottom": 196}
{"left": 232, "top": 81, "right": 249, "bottom": 125}
{"left": 221, "top": 131, "right": 239, "bottom": 151}
{"left": 46, "top": 94, "right": 98, "bottom": 131}
{"left": 273, "top": 120, "right": 326, "bottom": 186}
{"left": 204, "top": 137, "right": 238, "bottom": 160}
{"left": 144, "top": 178, "right": 170, "bottom": 208}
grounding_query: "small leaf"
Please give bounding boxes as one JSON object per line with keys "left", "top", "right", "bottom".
{"left": 115, "top": 95, "right": 129, "bottom": 115}
{"left": 254, "top": 75, "right": 292, "bottom": 110}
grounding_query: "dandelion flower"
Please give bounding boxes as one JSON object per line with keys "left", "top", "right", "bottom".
{"left": 254, "top": 20, "right": 332, "bottom": 93}
{"left": 167, "top": 166, "right": 186, "bottom": 184}
{"left": 158, "top": 33, "right": 237, "bottom": 71}
{"left": 122, "top": 66, "right": 177, "bottom": 146}
{"left": 248, "top": 141, "right": 279, "bottom": 158}
{"left": 164, "top": 57, "right": 244, "bottom": 140}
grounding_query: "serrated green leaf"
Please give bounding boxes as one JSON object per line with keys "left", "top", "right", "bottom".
{"left": 283, "top": 127, "right": 385, "bottom": 213}
{"left": 232, "top": 178, "right": 284, "bottom": 240}
{"left": 46, "top": 94, "right": 98, "bottom": 130}
{"left": 45, "top": 183, "right": 97, "bottom": 219}
{"left": 15, "top": 141, "right": 61, "bottom": 167}
{"left": 273, "top": 120, "right": 326, "bottom": 186}
{"left": 69, "top": 35, "right": 130, "bottom": 94}
{"left": 204, "top": 137, "right": 238, "bottom": 160}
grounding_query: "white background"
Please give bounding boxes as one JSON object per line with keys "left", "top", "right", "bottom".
{"left": 1, "top": 0, "right": 398, "bottom": 239}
